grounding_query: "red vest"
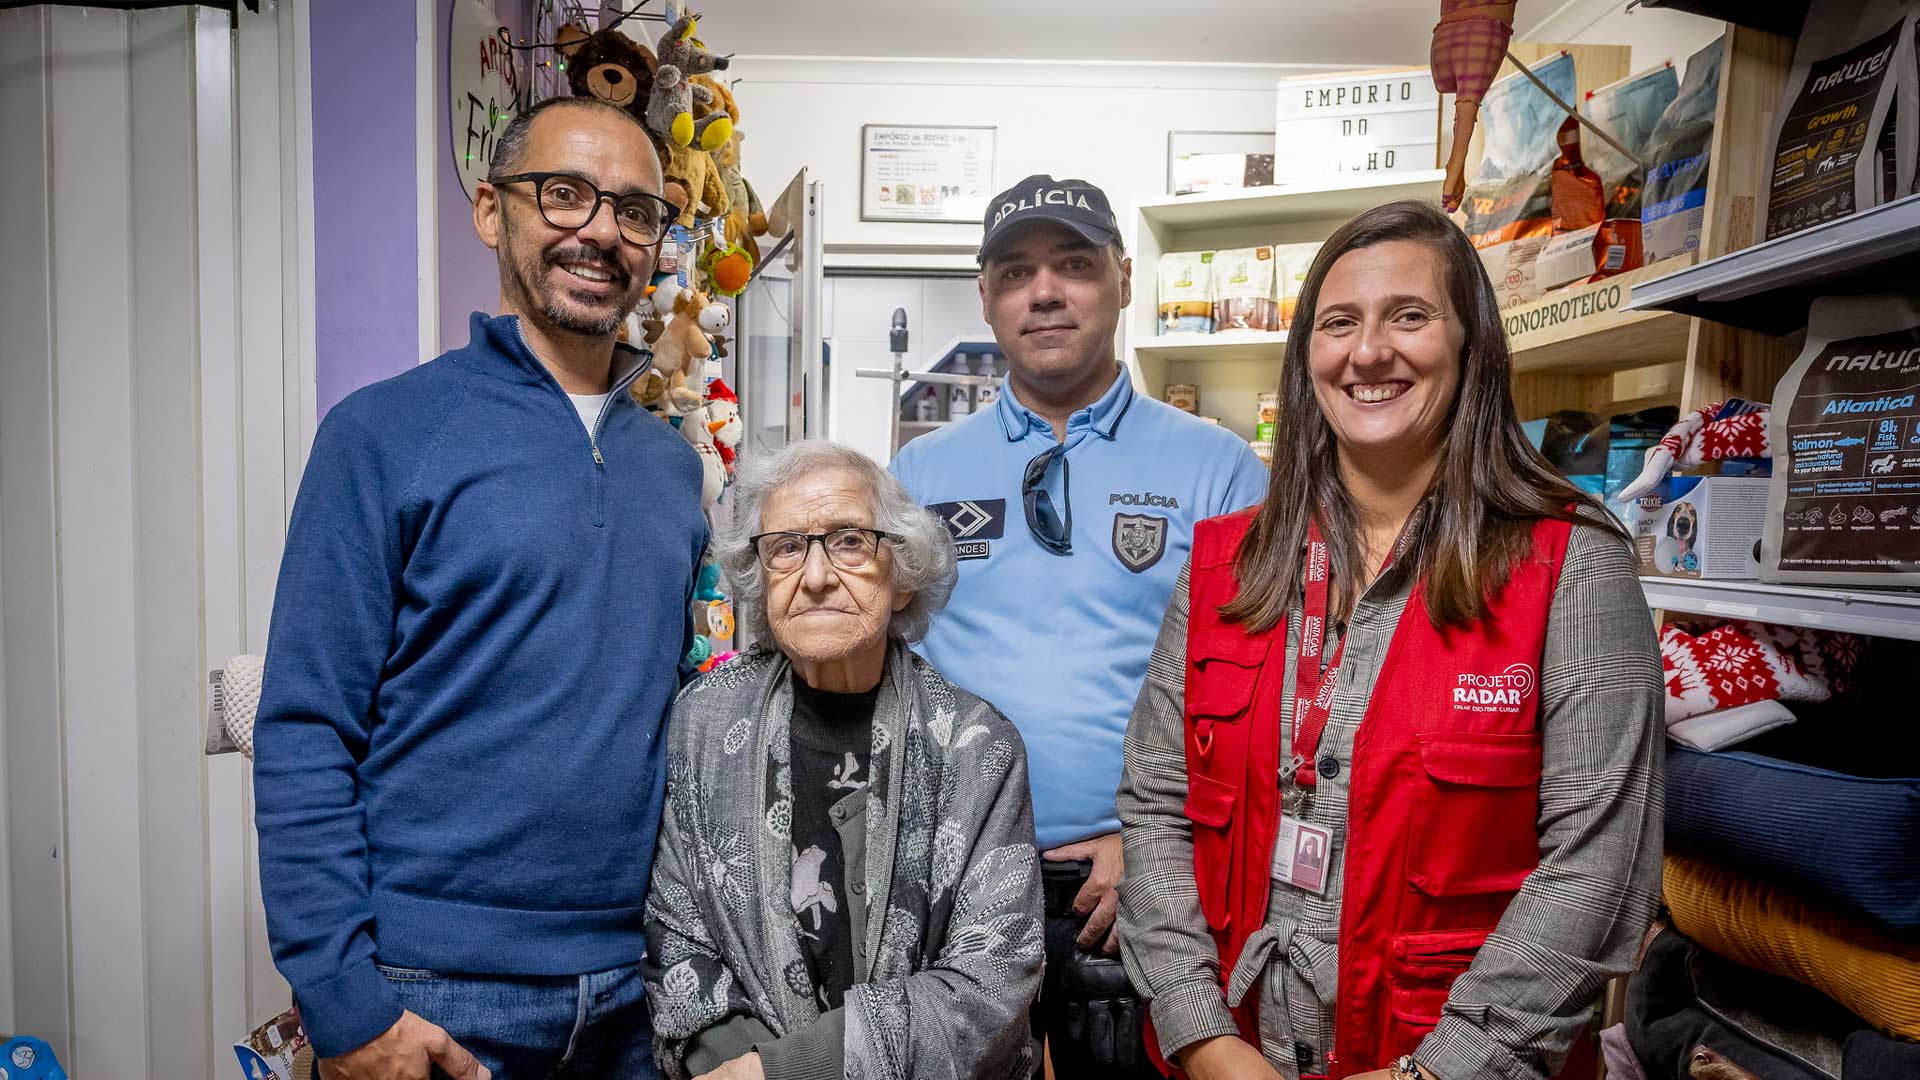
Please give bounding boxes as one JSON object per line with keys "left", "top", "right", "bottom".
{"left": 1150, "top": 509, "right": 1572, "bottom": 1079}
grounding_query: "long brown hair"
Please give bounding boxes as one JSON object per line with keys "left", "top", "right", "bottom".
{"left": 1222, "top": 199, "right": 1624, "bottom": 632}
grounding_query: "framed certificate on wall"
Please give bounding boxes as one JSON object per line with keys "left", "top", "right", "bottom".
{"left": 860, "top": 124, "right": 996, "bottom": 224}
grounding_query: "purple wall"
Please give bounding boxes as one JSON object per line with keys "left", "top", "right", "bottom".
{"left": 437, "top": 0, "right": 531, "bottom": 352}
{"left": 310, "top": 0, "right": 535, "bottom": 417}
{"left": 310, "top": 0, "right": 419, "bottom": 419}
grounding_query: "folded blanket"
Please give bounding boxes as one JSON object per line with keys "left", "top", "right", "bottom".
{"left": 1664, "top": 852, "right": 1920, "bottom": 1038}
{"left": 1661, "top": 621, "right": 1863, "bottom": 723}
{"left": 1664, "top": 700, "right": 1794, "bottom": 751}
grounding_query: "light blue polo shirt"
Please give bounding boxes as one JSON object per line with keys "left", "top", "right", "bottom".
{"left": 891, "top": 368, "right": 1268, "bottom": 849}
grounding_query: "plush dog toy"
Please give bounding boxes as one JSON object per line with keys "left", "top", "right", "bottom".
{"left": 641, "top": 282, "right": 717, "bottom": 414}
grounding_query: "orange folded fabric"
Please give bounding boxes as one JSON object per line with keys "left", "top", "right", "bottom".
{"left": 1664, "top": 851, "right": 1920, "bottom": 1038}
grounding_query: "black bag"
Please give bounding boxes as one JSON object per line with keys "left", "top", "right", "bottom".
{"left": 1627, "top": 926, "right": 1858, "bottom": 1080}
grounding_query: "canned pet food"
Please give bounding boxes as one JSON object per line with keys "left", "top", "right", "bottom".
{"left": 1255, "top": 421, "right": 1277, "bottom": 442}
{"left": 1257, "top": 392, "right": 1279, "bottom": 425}
{"left": 1164, "top": 384, "right": 1200, "bottom": 413}
{"left": 1249, "top": 440, "right": 1275, "bottom": 465}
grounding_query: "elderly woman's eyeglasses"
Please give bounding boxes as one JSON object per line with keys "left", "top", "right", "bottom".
{"left": 487, "top": 171, "right": 676, "bottom": 246}
{"left": 751, "top": 528, "right": 895, "bottom": 573}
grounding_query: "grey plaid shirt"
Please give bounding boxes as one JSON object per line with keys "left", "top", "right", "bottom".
{"left": 1116, "top": 516, "right": 1664, "bottom": 1079}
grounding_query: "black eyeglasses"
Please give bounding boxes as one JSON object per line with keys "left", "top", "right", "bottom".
{"left": 1023, "top": 445, "right": 1072, "bottom": 556}
{"left": 750, "top": 528, "right": 896, "bottom": 573}
{"left": 487, "top": 171, "right": 676, "bottom": 247}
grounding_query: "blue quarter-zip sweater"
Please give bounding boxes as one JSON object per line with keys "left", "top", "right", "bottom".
{"left": 254, "top": 313, "right": 708, "bottom": 1057}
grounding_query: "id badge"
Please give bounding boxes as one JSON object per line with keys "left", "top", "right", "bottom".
{"left": 1270, "top": 814, "right": 1333, "bottom": 895}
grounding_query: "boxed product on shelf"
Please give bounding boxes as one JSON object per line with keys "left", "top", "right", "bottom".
{"left": 1642, "top": 36, "right": 1723, "bottom": 262}
{"left": 1274, "top": 243, "right": 1320, "bottom": 328}
{"left": 1211, "top": 245, "right": 1280, "bottom": 331}
{"left": 1157, "top": 250, "right": 1214, "bottom": 335}
{"left": 1163, "top": 383, "right": 1198, "bottom": 413}
{"left": 1762, "top": 0, "right": 1917, "bottom": 241}
{"left": 1630, "top": 474, "right": 1769, "bottom": 579}
{"left": 1762, "top": 292, "right": 1920, "bottom": 585}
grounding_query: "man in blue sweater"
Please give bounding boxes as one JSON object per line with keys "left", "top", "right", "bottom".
{"left": 254, "top": 97, "right": 706, "bottom": 1079}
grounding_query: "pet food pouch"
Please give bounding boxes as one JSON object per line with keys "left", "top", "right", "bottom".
{"left": 1643, "top": 37, "right": 1724, "bottom": 262}
{"left": 1762, "top": 292, "right": 1920, "bottom": 584}
{"left": 1275, "top": 243, "right": 1321, "bottom": 329}
{"left": 1158, "top": 251, "right": 1214, "bottom": 335}
{"left": 1761, "top": 0, "right": 1916, "bottom": 241}
{"left": 1212, "top": 246, "right": 1279, "bottom": 331}
{"left": 1536, "top": 115, "right": 1611, "bottom": 291}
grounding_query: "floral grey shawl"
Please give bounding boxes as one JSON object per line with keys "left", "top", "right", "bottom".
{"left": 642, "top": 642, "right": 1043, "bottom": 1079}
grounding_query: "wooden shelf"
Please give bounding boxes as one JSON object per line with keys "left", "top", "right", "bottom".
{"left": 1135, "top": 171, "right": 1445, "bottom": 233}
{"left": 1639, "top": 0, "right": 1806, "bottom": 38}
{"left": 1642, "top": 577, "right": 1920, "bottom": 641}
{"left": 1134, "top": 329, "right": 1288, "bottom": 365}
{"left": 1506, "top": 256, "right": 1698, "bottom": 375}
{"left": 1628, "top": 192, "right": 1920, "bottom": 334}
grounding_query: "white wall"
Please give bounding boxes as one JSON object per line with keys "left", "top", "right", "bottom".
{"left": 728, "top": 56, "right": 1354, "bottom": 254}
{"left": 1524, "top": 1, "right": 1729, "bottom": 79}
{"left": 0, "top": 4, "right": 307, "bottom": 1073}
{"left": 824, "top": 276, "right": 995, "bottom": 462}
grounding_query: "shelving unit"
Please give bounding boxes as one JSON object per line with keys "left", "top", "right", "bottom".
{"left": 1628, "top": 192, "right": 1920, "bottom": 334}
{"left": 1642, "top": 578, "right": 1920, "bottom": 642}
{"left": 1127, "top": 172, "right": 1443, "bottom": 437}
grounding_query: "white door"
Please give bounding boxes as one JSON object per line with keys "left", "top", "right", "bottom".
{"left": 0, "top": 3, "right": 313, "bottom": 1074}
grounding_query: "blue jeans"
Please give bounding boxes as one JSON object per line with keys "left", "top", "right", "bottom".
{"left": 377, "top": 960, "right": 658, "bottom": 1079}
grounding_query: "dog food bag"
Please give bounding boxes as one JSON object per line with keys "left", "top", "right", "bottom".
{"left": 1643, "top": 37, "right": 1724, "bottom": 262}
{"left": 1582, "top": 63, "right": 1679, "bottom": 279}
{"left": 1275, "top": 243, "right": 1321, "bottom": 329}
{"left": 1463, "top": 54, "right": 1576, "bottom": 307}
{"left": 1212, "top": 246, "right": 1279, "bottom": 332}
{"left": 1762, "top": 292, "right": 1920, "bottom": 584}
{"left": 1158, "top": 251, "right": 1214, "bottom": 335}
{"left": 1761, "top": 0, "right": 1917, "bottom": 241}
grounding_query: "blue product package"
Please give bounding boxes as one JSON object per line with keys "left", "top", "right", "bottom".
{"left": 0, "top": 1036, "right": 67, "bottom": 1080}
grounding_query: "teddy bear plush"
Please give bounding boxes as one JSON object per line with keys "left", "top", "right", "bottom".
{"left": 648, "top": 13, "right": 732, "bottom": 152}
{"left": 556, "top": 23, "right": 655, "bottom": 116}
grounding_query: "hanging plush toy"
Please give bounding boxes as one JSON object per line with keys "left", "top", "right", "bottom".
{"left": 681, "top": 400, "right": 728, "bottom": 508}
{"left": 1432, "top": 0, "right": 1518, "bottom": 212}
{"left": 646, "top": 15, "right": 733, "bottom": 225}
{"left": 635, "top": 282, "right": 713, "bottom": 414}
{"left": 556, "top": 22, "right": 654, "bottom": 118}
{"left": 703, "top": 378, "right": 743, "bottom": 470}
{"left": 648, "top": 13, "right": 732, "bottom": 150}
{"left": 717, "top": 130, "right": 769, "bottom": 250}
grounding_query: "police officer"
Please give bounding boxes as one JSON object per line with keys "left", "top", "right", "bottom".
{"left": 891, "top": 175, "right": 1266, "bottom": 1075}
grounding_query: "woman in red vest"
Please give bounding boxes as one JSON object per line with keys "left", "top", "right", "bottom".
{"left": 1115, "top": 200, "right": 1662, "bottom": 1080}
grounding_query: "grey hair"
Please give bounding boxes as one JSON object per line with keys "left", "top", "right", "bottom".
{"left": 719, "top": 439, "right": 957, "bottom": 647}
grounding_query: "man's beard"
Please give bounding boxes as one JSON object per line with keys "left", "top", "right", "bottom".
{"left": 503, "top": 218, "right": 646, "bottom": 337}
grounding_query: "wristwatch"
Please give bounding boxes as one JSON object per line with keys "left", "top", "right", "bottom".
{"left": 1393, "top": 1055, "right": 1425, "bottom": 1079}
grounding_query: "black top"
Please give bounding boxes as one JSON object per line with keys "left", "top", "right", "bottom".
{"left": 787, "top": 672, "right": 877, "bottom": 1012}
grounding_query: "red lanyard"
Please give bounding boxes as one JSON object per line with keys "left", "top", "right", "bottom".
{"left": 1288, "top": 518, "right": 1404, "bottom": 789}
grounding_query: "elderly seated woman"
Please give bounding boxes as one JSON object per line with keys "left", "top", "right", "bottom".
{"left": 643, "top": 439, "right": 1044, "bottom": 1080}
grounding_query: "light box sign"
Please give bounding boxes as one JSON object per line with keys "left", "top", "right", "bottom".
{"left": 860, "top": 124, "right": 996, "bottom": 224}
{"left": 1274, "top": 68, "right": 1438, "bottom": 184}
{"left": 449, "top": 0, "right": 521, "bottom": 204}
